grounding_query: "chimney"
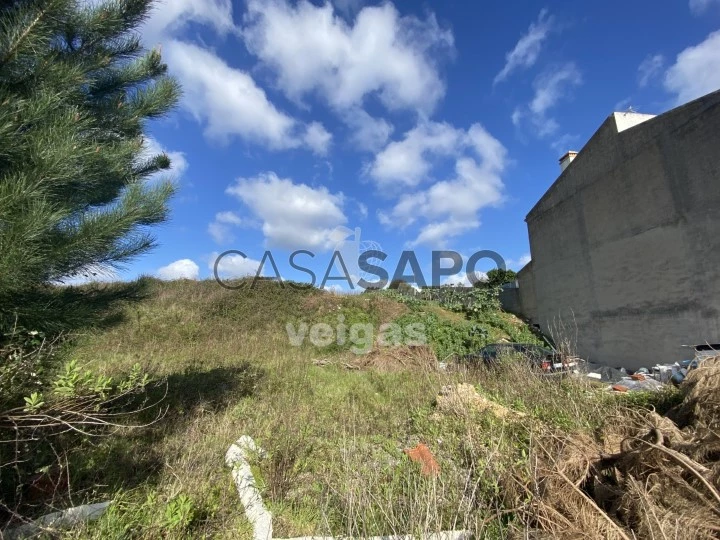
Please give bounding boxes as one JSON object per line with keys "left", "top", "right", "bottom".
{"left": 559, "top": 151, "right": 578, "bottom": 172}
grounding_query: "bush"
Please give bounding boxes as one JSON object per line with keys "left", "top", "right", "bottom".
{"left": 0, "top": 332, "right": 160, "bottom": 524}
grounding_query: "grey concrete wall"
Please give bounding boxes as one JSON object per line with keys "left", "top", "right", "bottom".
{"left": 499, "top": 286, "right": 523, "bottom": 317}
{"left": 516, "top": 263, "right": 537, "bottom": 322}
{"left": 522, "top": 90, "right": 720, "bottom": 369}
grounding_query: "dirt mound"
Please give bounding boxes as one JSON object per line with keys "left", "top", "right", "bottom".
{"left": 349, "top": 345, "right": 438, "bottom": 372}
{"left": 527, "top": 358, "right": 720, "bottom": 539}
{"left": 435, "top": 383, "right": 523, "bottom": 419}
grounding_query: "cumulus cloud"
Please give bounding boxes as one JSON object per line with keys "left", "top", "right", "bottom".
{"left": 242, "top": 0, "right": 453, "bottom": 114}
{"left": 637, "top": 54, "right": 664, "bottom": 87}
{"left": 344, "top": 108, "right": 394, "bottom": 152}
{"left": 494, "top": 9, "right": 556, "bottom": 85}
{"left": 303, "top": 122, "right": 333, "bottom": 155}
{"left": 664, "top": 31, "right": 720, "bottom": 105}
{"left": 376, "top": 123, "right": 507, "bottom": 247}
{"left": 141, "top": 0, "right": 236, "bottom": 46}
{"left": 157, "top": 259, "right": 200, "bottom": 280}
{"left": 208, "top": 211, "right": 251, "bottom": 244}
{"left": 226, "top": 172, "right": 347, "bottom": 250}
{"left": 209, "top": 252, "right": 262, "bottom": 279}
{"left": 369, "top": 122, "right": 463, "bottom": 187}
{"left": 164, "top": 40, "right": 331, "bottom": 153}
{"left": 141, "top": 2, "right": 332, "bottom": 155}
{"left": 241, "top": 0, "right": 452, "bottom": 146}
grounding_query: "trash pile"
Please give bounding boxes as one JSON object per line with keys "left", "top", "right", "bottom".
{"left": 584, "top": 344, "right": 719, "bottom": 393}
{"left": 527, "top": 356, "right": 720, "bottom": 539}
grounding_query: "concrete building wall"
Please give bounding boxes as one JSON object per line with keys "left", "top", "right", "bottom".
{"left": 516, "top": 263, "right": 537, "bottom": 322}
{"left": 520, "top": 91, "right": 720, "bottom": 369}
{"left": 499, "top": 286, "right": 522, "bottom": 317}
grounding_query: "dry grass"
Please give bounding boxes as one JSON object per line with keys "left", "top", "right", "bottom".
{"left": 8, "top": 279, "right": 713, "bottom": 539}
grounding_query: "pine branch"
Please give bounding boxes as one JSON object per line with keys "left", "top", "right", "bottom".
{"left": 0, "top": 0, "right": 66, "bottom": 66}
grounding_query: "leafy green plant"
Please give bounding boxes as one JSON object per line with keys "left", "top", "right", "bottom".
{"left": 395, "top": 312, "right": 488, "bottom": 359}
{"left": 22, "top": 392, "right": 44, "bottom": 412}
{"left": 164, "top": 494, "right": 196, "bottom": 531}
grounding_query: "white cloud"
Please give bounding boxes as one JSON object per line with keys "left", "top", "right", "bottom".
{"left": 164, "top": 40, "right": 331, "bottom": 153}
{"left": 344, "top": 108, "right": 394, "bottom": 152}
{"left": 494, "top": 9, "right": 555, "bottom": 85}
{"left": 209, "top": 252, "right": 262, "bottom": 278}
{"left": 141, "top": 1, "right": 333, "bottom": 155}
{"left": 226, "top": 172, "right": 347, "bottom": 250}
{"left": 142, "top": 0, "right": 235, "bottom": 46}
{"left": 637, "top": 54, "right": 664, "bottom": 87}
{"left": 303, "top": 122, "right": 333, "bottom": 155}
{"left": 208, "top": 211, "right": 250, "bottom": 244}
{"left": 215, "top": 211, "right": 245, "bottom": 226}
{"left": 141, "top": 137, "right": 188, "bottom": 181}
{"left": 664, "top": 31, "right": 720, "bottom": 105}
{"left": 514, "top": 63, "right": 582, "bottom": 138}
{"left": 369, "top": 122, "right": 463, "bottom": 187}
{"left": 689, "top": 0, "right": 720, "bottom": 14}
{"left": 242, "top": 0, "right": 453, "bottom": 114}
{"left": 443, "top": 270, "right": 487, "bottom": 287}
{"left": 376, "top": 123, "right": 507, "bottom": 247}
{"left": 511, "top": 108, "right": 524, "bottom": 127}
{"left": 357, "top": 202, "right": 368, "bottom": 219}
{"left": 530, "top": 63, "right": 582, "bottom": 116}
{"left": 157, "top": 259, "right": 200, "bottom": 280}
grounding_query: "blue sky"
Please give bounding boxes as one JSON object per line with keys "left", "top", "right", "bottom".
{"left": 113, "top": 0, "right": 720, "bottom": 288}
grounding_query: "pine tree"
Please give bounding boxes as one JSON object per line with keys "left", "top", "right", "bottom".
{"left": 0, "top": 0, "right": 180, "bottom": 333}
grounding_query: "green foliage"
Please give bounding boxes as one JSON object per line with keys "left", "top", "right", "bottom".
{"left": 379, "top": 286, "right": 501, "bottom": 316}
{"left": 378, "top": 289, "right": 427, "bottom": 310}
{"left": 0, "top": 334, "right": 156, "bottom": 513}
{"left": 436, "top": 286, "right": 501, "bottom": 317}
{"left": 22, "top": 391, "right": 44, "bottom": 411}
{"left": 395, "top": 311, "right": 488, "bottom": 359}
{"left": 164, "top": 494, "right": 196, "bottom": 531}
{"left": 0, "top": 0, "right": 180, "bottom": 334}
{"left": 482, "top": 268, "right": 518, "bottom": 288}
{"left": 617, "top": 385, "right": 684, "bottom": 415}
{"left": 26, "top": 279, "right": 671, "bottom": 538}
{"left": 472, "top": 310, "right": 544, "bottom": 344}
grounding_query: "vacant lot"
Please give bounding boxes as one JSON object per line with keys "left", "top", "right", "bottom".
{"left": 4, "top": 279, "right": 718, "bottom": 539}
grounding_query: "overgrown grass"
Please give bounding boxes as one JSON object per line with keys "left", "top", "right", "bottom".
{"left": 1, "top": 279, "right": 668, "bottom": 538}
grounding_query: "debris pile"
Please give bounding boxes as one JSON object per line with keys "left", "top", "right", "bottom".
{"left": 585, "top": 344, "right": 718, "bottom": 393}
{"left": 528, "top": 356, "right": 720, "bottom": 539}
{"left": 435, "top": 383, "right": 523, "bottom": 419}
